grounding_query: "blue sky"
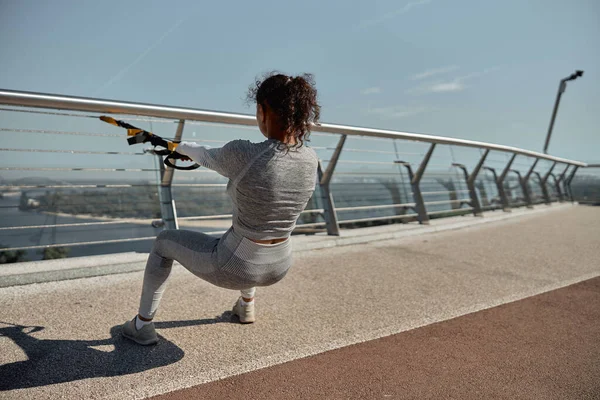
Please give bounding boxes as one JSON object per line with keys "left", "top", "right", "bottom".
{"left": 1, "top": 0, "right": 599, "bottom": 173}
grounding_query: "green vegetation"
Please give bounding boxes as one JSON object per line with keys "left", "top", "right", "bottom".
{"left": 22, "top": 186, "right": 162, "bottom": 218}
{"left": 0, "top": 243, "right": 70, "bottom": 264}
{"left": 39, "top": 247, "right": 70, "bottom": 260}
{"left": 428, "top": 209, "right": 473, "bottom": 219}
{"left": 0, "top": 243, "right": 28, "bottom": 264}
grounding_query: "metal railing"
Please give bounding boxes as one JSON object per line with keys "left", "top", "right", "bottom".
{"left": 0, "top": 89, "right": 589, "bottom": 262}
{"left": 570, "top": 164, "right": 600, "bottom": 205}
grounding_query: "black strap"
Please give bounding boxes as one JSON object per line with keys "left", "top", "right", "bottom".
{"left": 102, "top": 115, "right": 200, "bottom": 170}
{"left": 164, "top": 155, "right": 200, "bottom": 170}
{"left": 153, "top": 149, "right": 201, "bottom": 170}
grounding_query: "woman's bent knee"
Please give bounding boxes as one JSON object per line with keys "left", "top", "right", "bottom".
{"left": 151, "top": 230, "right": 178, "bottom": 259}
{"left": 156, "top": 229, "right": 177, "bottom": 241}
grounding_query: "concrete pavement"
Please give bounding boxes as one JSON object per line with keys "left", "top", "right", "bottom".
{"left": 1, "top": 204, "right": 599, "bottom": 399}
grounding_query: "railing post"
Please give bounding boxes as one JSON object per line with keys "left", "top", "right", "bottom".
{"left": 549, "top": 174, "right": 562, "bottom": 202}
{"left": 453, "top": 164, "right": 475, "bottom": 215}
{"left": 398, "top": 144, "right": 435, "bottom": 225}
{"left": 467, "top": 149, "right": 488, "bottom": 215}
{"left": 395, "top": 164, "right": 423, "bottom": 224}
{"left": 482, "top": 167, "right": 503, "bottom": 211}
{"left": 532, "top": 172, "right": 550, "bottom": 205}
{"left": 542, "top": 162, "right": 557, "bottom": 203}
{"left": 511, "top": 169, "right": 533, "bottom": 208}
{"left": 318, "top": 134, "right": 346, "bottom": 236}
{"left": 495, "top": 153, "right": 517, "bottom": 211}
{"left": 523, "top": 158, "right": 539, "bottom": 205}
{"left": 452, "top": 149, "right": 488, "bottom": 217}
{"left": 565, "top": 165, "right": 579, "bottom": 202}
{"left": 156, "top": 119, "right": 185, "bottom": 230}
{"left": 556, "top": 165, "right": 570, "bottom": 202}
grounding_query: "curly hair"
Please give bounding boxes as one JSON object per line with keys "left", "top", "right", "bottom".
{"left": 246, "top": 71, "right": 321, "bottom": 153}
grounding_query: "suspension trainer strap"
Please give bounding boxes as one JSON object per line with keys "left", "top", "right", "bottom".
{"left": 99, "top": 116, "right": 200, "bottom": 170}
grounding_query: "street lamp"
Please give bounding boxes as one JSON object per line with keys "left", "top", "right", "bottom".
{"left": 543, "top": 70, "right": 584, "bottom": 154}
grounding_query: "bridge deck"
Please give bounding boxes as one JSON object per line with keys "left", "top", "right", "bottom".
{"left": 1, "top": 205, "right": 599, "bottom": 399}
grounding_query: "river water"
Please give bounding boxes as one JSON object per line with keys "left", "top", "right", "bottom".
{"left": 0, "top": 194, "right": 204, "bottom": 261}
{"left": 0, "top": 178, "right": 467, "bottom": 262}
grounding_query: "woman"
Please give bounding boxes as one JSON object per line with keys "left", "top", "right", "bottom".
{"left": 122, "top": 72, "right": 320, "bottom": 345}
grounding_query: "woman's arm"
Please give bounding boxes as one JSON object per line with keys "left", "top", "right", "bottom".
{"left": 176, "top": 140, "right": 249, "bottom": 178}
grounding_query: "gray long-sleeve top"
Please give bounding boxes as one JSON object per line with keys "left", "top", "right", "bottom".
{"left": 176, "top": 138, "right": 319, "bottom": 240}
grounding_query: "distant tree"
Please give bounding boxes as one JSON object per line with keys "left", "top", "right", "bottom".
{"left": 0, "top": 243, "right": 28, "bottom": 264}
{"left": 40, "top": 247, "right": 70, "bottom": 260}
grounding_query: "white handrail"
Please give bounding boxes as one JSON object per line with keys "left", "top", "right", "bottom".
{"left": 0, "top": 88, "right": 587, "bottom": 167}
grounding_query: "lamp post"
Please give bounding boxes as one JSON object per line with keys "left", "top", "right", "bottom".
{"left": 543, "top": 70, "right": 584, "bottom": 154}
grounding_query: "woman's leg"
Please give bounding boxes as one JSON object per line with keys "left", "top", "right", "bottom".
{"left": 137, "top": 252, "right": 172, "bottom": 321}
{"left": 240, "top": 287, "right": 256, "bottom": 302}
{"left": 137, "top": 229, "right": 220, "bottom": 321}
{"left": 233, "top": 287, "right": 257, "bottom": 323}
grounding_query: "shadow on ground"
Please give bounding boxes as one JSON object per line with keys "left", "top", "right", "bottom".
{"left": 0, "top": 311, "right": 236, "bottom": 391}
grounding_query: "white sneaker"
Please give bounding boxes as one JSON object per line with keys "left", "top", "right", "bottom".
{"left": 232, "top": 297, "right": 255, "bottom": 324}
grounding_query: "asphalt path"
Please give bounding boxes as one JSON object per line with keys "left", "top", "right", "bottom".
{"left": 154, "top": 276, "right": 600, "bottom": 400}
{"left": 1, "top": 205, "right": 598, "bottom": 399}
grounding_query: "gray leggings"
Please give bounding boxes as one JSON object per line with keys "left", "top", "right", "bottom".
{"left": 138, "top": 226, "right": 293, "bottom": 319}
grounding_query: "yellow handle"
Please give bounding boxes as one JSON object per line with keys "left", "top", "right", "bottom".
{"left": 127, "top": 129, "right": 145, "bottom": 137}
{"left": 99, "top": 116, "right": 118, "bottom": 126}
{"left": 167, "top": 142, "right": 179, "bottom": 151}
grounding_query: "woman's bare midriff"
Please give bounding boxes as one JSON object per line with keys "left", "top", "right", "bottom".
{"left": 249, "top": 237, "right": 289, "bottom": 244}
